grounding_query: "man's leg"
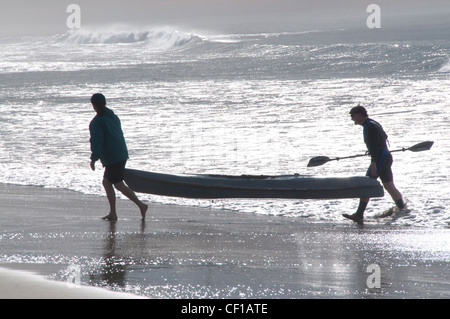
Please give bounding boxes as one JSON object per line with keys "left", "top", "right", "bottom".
{"left": 343, "top": 164, "right": 376, "bottom": 222}
{"left": 378, "top": 155, "right": 405, "bottom": 209}
{"left": 114, "top": 181, "right": 148, "bottom": 220}
{"left": 383, "top": 181, "right": 405, "bottom": 209}
{"left": 343, "top": 197, "right": 369, "bottom": 222}
{"left": 102, "top": 178, "right": 118, "bottom": 221}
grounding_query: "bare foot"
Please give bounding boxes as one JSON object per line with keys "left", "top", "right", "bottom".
{"left": 102, "top": 214, "right": 118, "bottom": 221}
{"left": 140, "top": 204, "right": 148, "bottom": 220}
{"left": 342, "top": 213, "right": 363, "bottom": 224}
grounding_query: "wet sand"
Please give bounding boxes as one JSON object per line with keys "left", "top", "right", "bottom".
{"left": 0, "top": 183, "right": 449, "bottom": 299}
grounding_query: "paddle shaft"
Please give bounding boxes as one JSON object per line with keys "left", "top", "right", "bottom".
{"left": 334, "top": 146, "right": 415, "bottom": 162}
{"left": 307, "top": 141, "right": 433, "bottom": 167}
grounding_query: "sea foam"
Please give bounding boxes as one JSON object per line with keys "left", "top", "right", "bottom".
{"left": 61, "top": 26, "right": 194, "bottom": 50}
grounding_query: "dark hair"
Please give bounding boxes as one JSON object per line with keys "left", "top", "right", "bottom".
{"left": 349, "top": 105, "right": 368, "bottom": 117}
{"left": 91, "top": 93, "right": 106, "bottom": 114}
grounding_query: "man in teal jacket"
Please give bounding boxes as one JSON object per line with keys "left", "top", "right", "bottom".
{"left": 89, "top": 93, "right": 148, "bottom": 221}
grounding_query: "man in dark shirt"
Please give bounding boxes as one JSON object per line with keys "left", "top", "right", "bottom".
{"left": 89, "top": 93, "right": 148, "bottom": 221}
{"left": 343, "top": 105, "right": 405, "bottom": 222}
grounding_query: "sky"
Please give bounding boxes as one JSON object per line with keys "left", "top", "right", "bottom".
{"left": 0, "top": 0, "right": 449, "bottom": 36}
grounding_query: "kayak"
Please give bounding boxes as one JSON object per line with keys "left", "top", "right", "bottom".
{"left": 123, "top": 169, "right": 384, "bottom": 199}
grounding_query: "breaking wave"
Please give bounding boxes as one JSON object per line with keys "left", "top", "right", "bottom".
{"left": 61, "top": 27, "right": 195, "bottom": 49}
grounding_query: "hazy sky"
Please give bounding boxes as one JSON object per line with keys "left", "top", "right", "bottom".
{"left": 0, "top": 0, "right": 449, "bottom": 36}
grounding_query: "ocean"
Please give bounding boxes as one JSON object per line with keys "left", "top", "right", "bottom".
{"left": 0, "top": 22, "right": 449, "bottom": 229}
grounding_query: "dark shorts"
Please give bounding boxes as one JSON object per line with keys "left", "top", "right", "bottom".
{"left": 366, "top": 152, "right": 393, "bottom": 183}
{"left": 104, "top": 160, "right": 126, "bottom": 184}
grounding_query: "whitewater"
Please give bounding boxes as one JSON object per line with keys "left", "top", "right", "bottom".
{"left": 0, "top": 25, "right": 449, "bottom": 228}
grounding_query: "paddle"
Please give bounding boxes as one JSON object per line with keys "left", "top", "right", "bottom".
{"left": 307, "top": 141, "right": 434, "bottom": 167}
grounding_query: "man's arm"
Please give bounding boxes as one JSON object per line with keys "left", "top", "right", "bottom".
{"left": 366, "top": 123, "right": 379, "bottom": 163}
{"left": 365, "top": 123, "right": 379, "bottom": 176}
{"left": 89, "top": 120, "right": 104, "bottom": 169}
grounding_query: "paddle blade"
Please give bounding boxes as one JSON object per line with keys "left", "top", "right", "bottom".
{"left": 307, "top": 156, "right": 331, "bottom": 167}
{"left": 408, "top": 141, "right": 434, "bottom": 152}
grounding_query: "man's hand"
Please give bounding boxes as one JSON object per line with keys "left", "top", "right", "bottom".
{"left": 90, "top": 160, "right": 96, "bottom": 171}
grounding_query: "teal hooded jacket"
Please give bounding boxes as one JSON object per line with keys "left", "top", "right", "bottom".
{"left": 89, "top": 108, "right": 129, "bottom": 167}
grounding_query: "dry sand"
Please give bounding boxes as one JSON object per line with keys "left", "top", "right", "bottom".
{"left": 0, "top": 265, "right": 144, "bottom": 299}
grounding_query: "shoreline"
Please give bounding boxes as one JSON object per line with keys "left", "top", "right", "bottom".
{"left": 0, "top": 182, "right": 449, "bottom": 299}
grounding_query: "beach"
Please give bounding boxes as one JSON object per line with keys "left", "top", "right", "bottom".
{"left": 0, "top": 183, "right": 449, "bottom": 299}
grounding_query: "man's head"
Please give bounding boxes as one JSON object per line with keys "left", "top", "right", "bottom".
{"left": 91, "top": 93, "right": 106, "bottom": 115}
{"left": 349, "top": 105, "right": 368, "bottom": 125}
